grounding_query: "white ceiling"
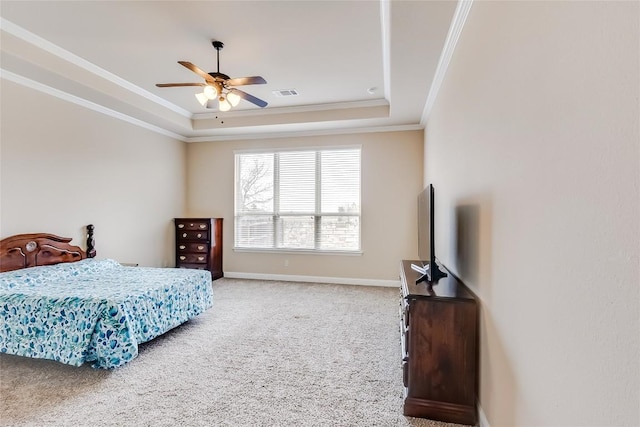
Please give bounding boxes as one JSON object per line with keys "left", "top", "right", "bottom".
{"left": 0, "top": 1, "right": 458, "bottom": 141}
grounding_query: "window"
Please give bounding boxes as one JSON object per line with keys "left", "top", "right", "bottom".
{"left": 234, "top": 147, "right": 361, "bottom": 253}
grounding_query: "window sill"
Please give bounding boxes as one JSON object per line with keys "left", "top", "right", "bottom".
{"left": 233, "top": 247, "right": 363, "bottom": 256}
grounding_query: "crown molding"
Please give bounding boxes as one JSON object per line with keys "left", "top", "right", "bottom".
{"left": 191, "top": 98, "right": 389, "bottom": 120}
{"left": 185, "top": 123, "right": 423, "bottom": 143}
{"left": 421, "top": 0, "right": 474, "bottom": 124}
{"left": 2, "top": 66, "right": 419, "bottom": 143}
{"left": 1, "top": 69, "right": 187, "bottom": 141}
{"left": 0, "top": 17, "right": 191, "bottom": 118}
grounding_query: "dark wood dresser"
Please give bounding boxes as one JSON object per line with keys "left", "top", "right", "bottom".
{"left": 400, "top": 260, "right": 478, "bottom": 425}
{"left": 174, "top": 218, "right": 223, "bottom": 280}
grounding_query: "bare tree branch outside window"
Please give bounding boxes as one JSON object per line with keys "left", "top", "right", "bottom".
{"left": 239, "top": 156, "right": 273, "bottom": 212}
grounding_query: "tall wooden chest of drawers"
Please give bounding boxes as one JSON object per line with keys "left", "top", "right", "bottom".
{"left": 174, "top": 218, "right": 223, "bottom": 280}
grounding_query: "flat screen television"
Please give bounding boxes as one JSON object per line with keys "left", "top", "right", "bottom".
{"left": 415, "top": 183, "right": 447, "bottom": 284}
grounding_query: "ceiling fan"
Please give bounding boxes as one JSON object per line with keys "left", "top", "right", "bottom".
{"left": 156, "top": 40, "right": 267, "bottom": 111}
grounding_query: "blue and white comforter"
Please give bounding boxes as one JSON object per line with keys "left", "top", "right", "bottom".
{"left": 0, "top": 259, "right": 213, "bottom": 369}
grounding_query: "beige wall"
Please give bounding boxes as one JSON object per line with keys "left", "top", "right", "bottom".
{"left": 0, "top": 80, "right": 187, "bottom": 267}
{"left": 425, "top": 1, "right": 639, "bottom": 426}
{"left": 186, "top": 131, "right": 423, "bottom": 282}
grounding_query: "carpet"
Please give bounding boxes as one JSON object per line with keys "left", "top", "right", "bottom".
{"left": 0, "top": 278, "right": 467, "bottom": 427}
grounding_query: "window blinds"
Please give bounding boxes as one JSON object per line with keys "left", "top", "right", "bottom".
{"left": 235, "top": 147, "right": 361, "bottom": 252}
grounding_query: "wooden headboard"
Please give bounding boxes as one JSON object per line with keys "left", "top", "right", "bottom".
{"left": 0, "top": 224, "right": 96, "bottom": 273}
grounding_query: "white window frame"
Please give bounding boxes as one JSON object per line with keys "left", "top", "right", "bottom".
{"left": 234, "top": 146, "right": 362, "bottom": 254}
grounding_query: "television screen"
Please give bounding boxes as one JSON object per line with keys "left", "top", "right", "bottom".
{"left": 415, "top": 184, "right": 447, "bottom": 284}
{"left": 417, "top": 186, "right": 430, "bottom": 263}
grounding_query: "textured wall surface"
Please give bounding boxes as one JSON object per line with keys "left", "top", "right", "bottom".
{"left": 424, "top": 1, "right": 639, "bottom": 426}
{"left": 0, "top": 80, "right": 186, "bottom": 267}
{"left": 186, "top": 130, "right": 424, "bottom": 282}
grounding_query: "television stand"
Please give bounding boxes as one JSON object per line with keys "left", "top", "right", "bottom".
{"left": 411, "top": 261, "right": 447, "bottom": 284}
{"left": 399, "top": 260, "right": 478, "bottom": 425}
{"left": 410, "top": 262, "right": 427, "bottom": 273}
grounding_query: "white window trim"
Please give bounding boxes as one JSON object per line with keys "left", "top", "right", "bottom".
{"left": 234, "top": 146, "right": 362, "bottom": 254}
{"left": 233, "top": 247, "right": 363, "bottom": 256}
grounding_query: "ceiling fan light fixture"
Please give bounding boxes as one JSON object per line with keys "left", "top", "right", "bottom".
{"left": 195, "top": 92, "right": 208, "bottom": 107}
{"left": 227, "top": 90, "right": 241, "bottom": 107}
{"left": 203, "top": 85, "right": 218, "bottom": 100}
{"left": 219, "top": 96, "right": 231, "bottom": 112}
{"left": 157, "top": 40, "right": 268, "bottom": 110}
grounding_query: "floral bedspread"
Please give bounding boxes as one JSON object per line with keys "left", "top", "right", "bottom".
{"left": 0, "top": 259, "right": 213, "bottom": 369}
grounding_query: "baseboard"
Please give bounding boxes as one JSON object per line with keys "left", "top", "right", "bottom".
{"left": 477, "top": 401, "right": 490, "bottom": 427}
{"left": 224, "top": 271, "right": 399, "bottom": 288}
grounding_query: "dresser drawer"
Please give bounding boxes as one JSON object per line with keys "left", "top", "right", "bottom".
{"left": 177, "top": 263, "right": 209, "bottom": 270}
{"left": 177, "top": 230, "right": 210, "bottom": 241}
{"left": 177, "top": 243, "right": 208, "bottom": 253}
{"left": 176, "top": 221, "right": 209, "bottom": 231}
{"left": 177, "top": 253, "right": 208, "bottom": 264}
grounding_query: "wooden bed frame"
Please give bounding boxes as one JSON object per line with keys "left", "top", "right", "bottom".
{"left": 0, "top": 224, "right": 96, "bottom": 273}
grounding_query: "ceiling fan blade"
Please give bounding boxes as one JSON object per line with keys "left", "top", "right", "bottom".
{"left": 178, "top": 61, "right": 215, "bottom": 83}
{"left": 232, "top": 89, "right": 268, "bottom": 108}
{"left": 226, "top": 76, "right": 267, "bottom": 86}
{"left": 156, "top": 83, "right": 206, "bottom": 87}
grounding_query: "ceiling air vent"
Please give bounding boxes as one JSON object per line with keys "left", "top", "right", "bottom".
{"left": 272, "top": 89, "right": 299, "bottom": 97}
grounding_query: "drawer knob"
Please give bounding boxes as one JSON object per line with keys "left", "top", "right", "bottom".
{"left": 197, "top": 233, "right": 202, "bottom": 238}
{"left": 178, "top": 224, "right": 184, "bottom": 228}
{"left": 179, "top": 256, "right": 186, "bottom": 260}
{"left": 198, "top": 256, "right": 204, "bottom": 261}
{"left": 179, "top": 245, "right": 186, "bottom": 250}
{"left": 189, "top": 223, "right": 194, "bottom": 227}
{"left": 198, "top": 246, "right": 204, "bottom": 250}
{"left": 199, "top": 224, "right": 206, "bottom": 229}
{"left": 182, "top": 233, "right": 187, "bottom": 238}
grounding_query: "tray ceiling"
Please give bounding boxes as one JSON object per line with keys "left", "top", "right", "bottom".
{"left": 0, "top": 1, "right": 459, "bottom": 141}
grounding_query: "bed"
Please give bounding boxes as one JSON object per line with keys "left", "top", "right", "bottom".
{"left": 0, "top": 225, "right": 213, "bottom": 369}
